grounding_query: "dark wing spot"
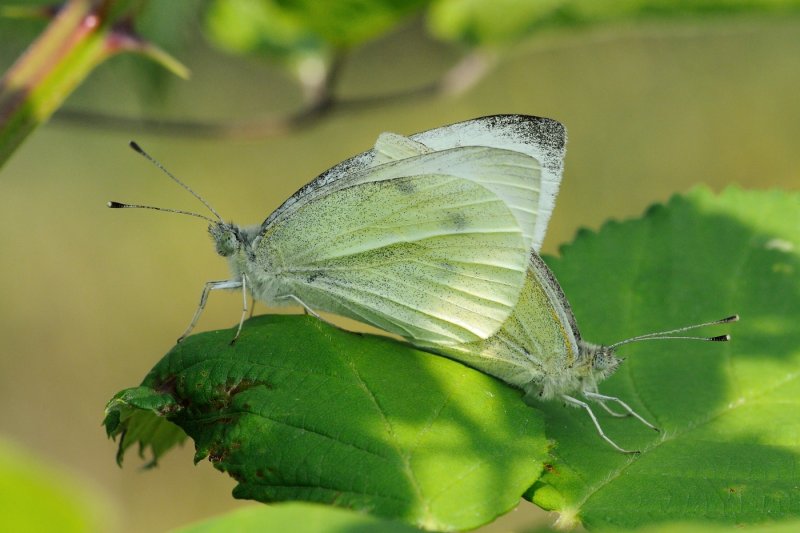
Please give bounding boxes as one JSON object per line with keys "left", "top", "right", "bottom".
{"left": 393, "top": 178, "right": 416, "bottom": 194}
{"left": 448, "top": 211, "right": 468, "bottom": 230}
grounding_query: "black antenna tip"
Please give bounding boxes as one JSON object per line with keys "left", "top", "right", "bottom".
{"left": 723, "top": 314, "right": 740, "bottom": 323}
{"left": 710, "top": 334, "right": 731, "bottom": 342}
{"left": 129, "top": 141, "right": 144, "bottom": 154}
{"left": 107, "top": 201, "right": 125, "bottom": 208}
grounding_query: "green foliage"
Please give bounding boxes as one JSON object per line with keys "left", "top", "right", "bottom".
{"left": 174, "top": 502, "right": 422, "bottom": 533}
{"left": 427, "top": 0, "right": 800, "bottom": 45}
{"left": 104, "top": 386, "right": 188, "bottom": 468}
{"left": 528, "top": 187, "right": 800, "bottom": 529}
{"left": 135, "top": 1, "right": 202, "bottom": 52}
{"left": 268, "top": 0, "right": 429, "bottom": 47}
{"left": 177, "top": 507, "right": 800, "bottom": 533}
{"left": 629, "top": 521, "right": 800, "bottom": 533}
{"left": 204, "top": 0, "right": 429, "bottom": 66}
{"left": 105, "top": 315, "right": 548, "bottom": 531}
{"left": 203, "top": 0, "right": 800, "bottom": 58}
{"left": 127, "top": 0, "right": 202, "bottom": 97}
{"left": 205, "top": 0, "right": 327, "bottom": 63}
{"left": 428, "top": 0, "right": 566, "bottom": 45}
{"left": 0, "top": 437, "right": 112, "bottom": 532}
{"left": 0, "top": 0, "right": 187, "bottom": 168}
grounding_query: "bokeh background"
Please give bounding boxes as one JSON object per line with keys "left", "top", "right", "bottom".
{"left": 1, "top": 2, "right": 799, "bottom": 531}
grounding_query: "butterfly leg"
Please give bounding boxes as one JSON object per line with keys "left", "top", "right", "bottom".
{"left": 278, "top": 294, "right": 361, "bottom": 335}
{"left": 579, "top": 384, "right": 627, "bottom": 417}
{"left": 229, "top": 276, "right": 248, "bottom": 345}
{"left": 178, "top": 279, "right": 243, "bottom": 343}
{"left": 279, "top": 294, "right": 324, "bottom": 320}
{"left": 594, "top": 401, "right": 629, "bottom": 417}
{"left": 583, "top": 391, "right": 659, "bottom": 432}
{"left": 561, "top": 394, "right": 639, "bottom": 454}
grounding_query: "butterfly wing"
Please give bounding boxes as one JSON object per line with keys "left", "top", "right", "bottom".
{"left": 264, "top": 115, "right": 566, "bottom": 252}
{"left": 430, "top": 253, "right": 582, "bottom": 397}
{"left": 267, "top": 145, "right": 542, "bottom": 252}
{"left": 371, "top": 134, "right": 545, "bottom": 251}
{"left": 371, "top": 132, "right": 432, "bottom": 164}
{"left": 410, "top": 115, "right": 566, "bottom": 252}
{"left": 253, "top": 173, "right": 529, "bottom": 345}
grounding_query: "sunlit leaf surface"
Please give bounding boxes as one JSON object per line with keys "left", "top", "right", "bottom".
{"left": 529, "top": 187, "right": 800, "bottom": 529}
{"left": 106, "top": 315, "right": 548, "bottom": 531}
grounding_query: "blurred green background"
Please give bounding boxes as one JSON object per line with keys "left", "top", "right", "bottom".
{"left": 1, "top": 2, "right": 798, "bottom": 531}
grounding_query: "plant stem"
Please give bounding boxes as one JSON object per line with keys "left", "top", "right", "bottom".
{"left": 0, "top": 0, "right": 186, "bottom": 169}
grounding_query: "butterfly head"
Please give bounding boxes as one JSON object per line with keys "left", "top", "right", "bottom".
{"left": 580, "top": 342, "right": 623, "bottom": 382}
{"left": 210, "top": 222, "right": 244, "bottom": 257}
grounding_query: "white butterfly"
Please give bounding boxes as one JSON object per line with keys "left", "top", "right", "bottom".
{"left": 112, "top": 114, "right": 737, "bottom": 453}
{"left": 111, "top": 115, "right": 566, "bottom": 346}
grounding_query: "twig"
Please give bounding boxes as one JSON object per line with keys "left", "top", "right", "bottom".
{"left": 51, "top": 50, "right": 494, "bottom": 139}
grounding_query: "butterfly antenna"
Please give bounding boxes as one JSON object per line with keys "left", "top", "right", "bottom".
{"left": 107, "top": 201, "right": 216, "bottom": 223}
{"left": 128, "top": 141, "right": 224, "bottom": 222}
{"left": 608, "top": 315, "right": 739, "bottom": 349}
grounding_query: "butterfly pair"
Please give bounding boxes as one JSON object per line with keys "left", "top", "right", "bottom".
{"left": 111, "top": 115, "right": 736, "bottom": 453}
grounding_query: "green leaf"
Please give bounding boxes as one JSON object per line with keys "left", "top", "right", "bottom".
{"left": 630, "top": 520, "right": 800, "bottom": 533}
{"left": 427, "top": 0, "right": 800, "bottom": 45}
{"left": 204, "top": 0, "right": 429, "bottom": 63}
{"left": 204, "top": 0, "right": 328, "bottom": 64}
{"left": 105, "top": 315, "right": 548, "bottom": 531}
{"left": 0, "top": 437, "right": 113, "bottom": 532}
{"left": 428, "top": 0, "right": 566, "bottom": 45}
{"left": 123, "top": 0, "right": 199, "bottom": 98}
{"left": 270, "top": 0, "right": 430, "bottom": 47}
{"left": 104, "top": 386, "right": 187, "bottom": 467}
{"left": 527, "top": 187, "right": 800, "bottom": 529}
{"left": 174, "top": 501, "right": 422, "bottom": 533}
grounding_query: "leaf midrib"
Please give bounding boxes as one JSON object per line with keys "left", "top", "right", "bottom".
{"left": 345, "top": 359, "right": 430, "bottom": 518}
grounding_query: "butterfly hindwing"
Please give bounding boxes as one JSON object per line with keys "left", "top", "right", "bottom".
{"left": 372, "top": 132, "right": 432, "bottom": 165}
{"left": 430, "top": 253, "right": 582, "bottom": 394}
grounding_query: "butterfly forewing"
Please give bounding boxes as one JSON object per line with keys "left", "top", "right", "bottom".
{"left": 410, "top": 115, "right": 566, "bottom": 252}
{"left": 254, "top": 174, "right": 528, "bottom": 345}
{"left": 266, "top": 146, "right": 541, "bottom": 248}
{"left": 264, "top": 115, "right": 565, "bottom": 253}
{"left": 370, "top": 142, "right": 544, "bottom": 251}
